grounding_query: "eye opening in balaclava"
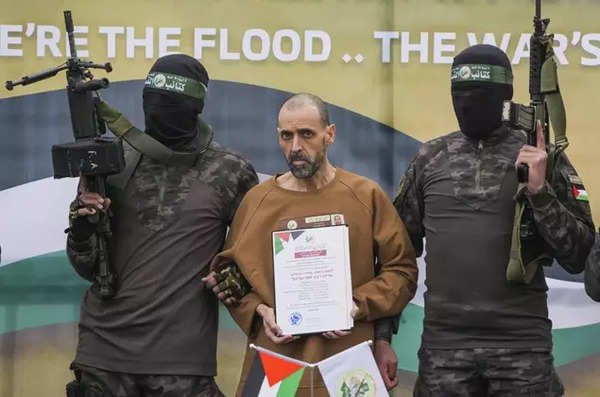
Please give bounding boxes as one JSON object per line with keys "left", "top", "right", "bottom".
{"left": 143, "top": 54, "right": 209, "bottom": 148}
{"left": 451, "top": 44, "right": 514, "bottom": 140}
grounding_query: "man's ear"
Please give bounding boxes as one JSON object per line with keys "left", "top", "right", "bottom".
{"left": 326, "top": 123, "right": 336, "bottom": 145}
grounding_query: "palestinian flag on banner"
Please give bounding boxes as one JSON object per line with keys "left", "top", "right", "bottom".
{"left": 241, "top": 347, "right": 307, "bottom": 397}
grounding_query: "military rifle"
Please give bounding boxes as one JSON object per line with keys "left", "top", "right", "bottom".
{"left": 504, "top": 0, "right": 570, "bottom": 283}
{"left": 5, "top": 10, "right": 124, "bottom": 299}
{"left": 502, "top": 0, "right": 553, "bottom": 182}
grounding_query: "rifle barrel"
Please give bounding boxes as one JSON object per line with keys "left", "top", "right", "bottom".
{"left": 64, "top": 10, "right": 77, "bottom": 59}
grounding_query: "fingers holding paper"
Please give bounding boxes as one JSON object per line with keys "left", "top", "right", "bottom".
{"left": 321, "top": 302, "right": 357, "bottom": 339}
{"left": 256, "top": 304, "right": 299, "bottom": 344}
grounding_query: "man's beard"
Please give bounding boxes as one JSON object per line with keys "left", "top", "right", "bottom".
{"left": 286, "top": 147, "right": 325, "bottom": 179}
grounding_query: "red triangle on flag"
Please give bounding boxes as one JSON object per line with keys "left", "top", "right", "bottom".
{"left": 572, "top": 185, "right": 580, "bottom": 198}
{"left": 275, "top": 232, "right": 291, "bottom": 242}
{"left": 258, "top": 351, "right": 303, "bottom": 386}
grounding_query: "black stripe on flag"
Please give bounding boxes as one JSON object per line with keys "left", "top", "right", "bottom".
{"left": 241, "top": 351, "right": 265, "bottom": 397}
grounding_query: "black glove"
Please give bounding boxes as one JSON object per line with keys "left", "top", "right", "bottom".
{"left": 213, "top": 261, "right": 251, "bottom": 302}
{"left": 67, "top": 198, "right": 97, "bottom": 242}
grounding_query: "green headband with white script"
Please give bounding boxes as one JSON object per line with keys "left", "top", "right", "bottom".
{"left": 451, "top": 64, "right": 513, "bottom": 85}
{"left": 144, "top": 72, "right": 207, "bottom": 99}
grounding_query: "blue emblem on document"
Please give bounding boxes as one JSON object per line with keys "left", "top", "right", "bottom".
{"left": 289, "top": 312, "right": 303, "bottom": 326}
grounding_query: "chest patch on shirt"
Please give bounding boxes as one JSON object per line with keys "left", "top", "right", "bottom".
{"left": 568, "top": 175, "right": 583, "bottom": 185}
{"left": 278, "top": 213, "right": 345, "bottom": 230}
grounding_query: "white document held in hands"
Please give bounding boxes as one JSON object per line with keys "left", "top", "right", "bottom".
{"left": 272, "top": 225, "right": 353, "bottom": 335}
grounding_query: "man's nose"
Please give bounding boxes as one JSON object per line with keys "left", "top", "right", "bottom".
{"left": 291, "top": 135, "right": 302, "bottom": 152}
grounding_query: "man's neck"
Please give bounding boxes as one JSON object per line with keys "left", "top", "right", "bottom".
{"left": 277, "top": 161, "right": 336, "bottom": 192}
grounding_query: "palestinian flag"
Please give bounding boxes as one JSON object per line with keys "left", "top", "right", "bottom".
{"left": 572, "top": 185, "right": 589, "bottom": 202}
{"left": 241, "top": 347, "right": 306, "bottom": 396}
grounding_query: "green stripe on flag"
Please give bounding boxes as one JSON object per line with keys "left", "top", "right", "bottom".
{"left": 577, "top": 190, "right": 589, "bottom": 202}
{"left": 277, "top": 367, "right": 304, "bottom": 396}
{"left": 274, "top": 237, "right": 284, "bottom": 255}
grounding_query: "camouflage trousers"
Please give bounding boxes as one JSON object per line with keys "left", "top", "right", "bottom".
{"left": 414, "top": 347, "right": 564, "bottom": 397}
{"left": 69, "top": 363, "right": 225, "bottom": 397}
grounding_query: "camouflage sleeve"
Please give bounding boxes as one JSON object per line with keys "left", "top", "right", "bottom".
{"left": 584, "top": 232, "right": 600, "bottom": 301}
{"left": 226, "top": 160, "right": 259, "bottom": 223}
{"left": 66, "top": 234, "right": 97, "bottom": 282}
{"left": 392, "top": 156, "right": 425, "bottom": 257}
{"left": 525, "top": 152, "right": 595, "bottom": 273}
{"left": 375, "top": 156, "right": 424, "bottom": 340}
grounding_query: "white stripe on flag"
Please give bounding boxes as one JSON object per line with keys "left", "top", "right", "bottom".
{"left": 258, "top": 377, "right": 280, "bottom": 396}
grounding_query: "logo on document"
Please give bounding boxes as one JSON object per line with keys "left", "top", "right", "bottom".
{"left": 289, "top": 311, "right": 303, "bottom": 326}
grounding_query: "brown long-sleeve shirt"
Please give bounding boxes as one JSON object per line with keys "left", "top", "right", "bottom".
{"left": 213, "top": 167, "right": 418, "bottom": 396}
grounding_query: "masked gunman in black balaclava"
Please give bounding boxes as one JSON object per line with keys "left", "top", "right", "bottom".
{"left": 143, "top": 54, "right": 210, "bottom": 149}
{"left": 64, "top": 54, "right": 258, "bottom": 396}
{"left": 451, "top": 44, "right": 513, "bottom": 140}
{"left": 375, "top": 44, "right": 594, "bottom": 396}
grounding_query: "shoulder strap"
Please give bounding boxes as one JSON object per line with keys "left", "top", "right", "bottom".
{"left": 96, "top": 101, "right": 213, "bottom": 167}
{"left": 106, "top": 145, "right": 141, "bottom": 191}
{"left": 119, "top": 119, "right": 212, "bottom": 167}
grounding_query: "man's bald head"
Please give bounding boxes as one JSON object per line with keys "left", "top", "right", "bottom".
{"left": 278, "top": 93, "right": 330, "bottom": 127}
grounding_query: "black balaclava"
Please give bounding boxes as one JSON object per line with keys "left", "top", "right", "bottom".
{"left": 451, "top": 44, "right": 513, "bottom": 140}
{"left": 143, "top": 54, "right": 209, "bottom": 148}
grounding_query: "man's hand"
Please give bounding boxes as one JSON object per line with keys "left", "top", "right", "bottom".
{"left": 321, "top": 301, "right": 358, "bottom": 339}
{"left": 515, "top": 120, "right": 547, "bottom": 193}
{"left": 68, "top": 177, "right": 112, "bottom": 241}
{"left": 202, "top": 271, "right": 235, "bottom": 305}
{"left": 202, "top": 262, "right": 251, "bottom": 306}
{"left": 73, "top": 176, "right": 112, "bottom": 215}
{"left": 256, "top": 304, "right": 299, "bottom": 344}
{"left": 202, "top": 262, "right": 252, "bottom": 306}
{"left": 72, "top": 192, "right": 112, "bottom": 217}
{"left": 374, "top": 339, "right": 399, "bottom": 390}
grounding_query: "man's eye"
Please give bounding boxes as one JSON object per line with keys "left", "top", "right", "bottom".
{"left": 281, "top": 132, "right": 292, "bottom": 140}
{"left": 302, "top": 131, "right": 313, "bottom": 138}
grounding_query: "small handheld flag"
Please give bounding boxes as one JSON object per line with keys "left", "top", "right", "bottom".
{"left": 317, "top": 341, "right": 389, "bottom": 397}
{"left": 241, "top": 345, "right": 308, "bottom": 397}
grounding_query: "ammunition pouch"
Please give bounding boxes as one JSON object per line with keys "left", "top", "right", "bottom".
{"left": 66, "top": 380, "right": 104, "bottom": 397}
{"left": 66, "top": 379, "right": 84, "bottom": 397}
{"left": 67, "top": 364, "right": 106, "bottom": 397}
